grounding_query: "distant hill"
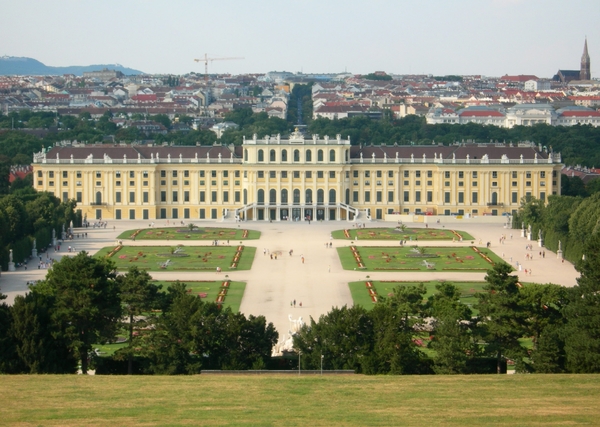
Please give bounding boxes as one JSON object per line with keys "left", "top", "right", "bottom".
{"left": 0, "top": 56, "right": 144, "bottom": 76}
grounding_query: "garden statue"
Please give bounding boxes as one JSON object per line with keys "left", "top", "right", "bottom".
{"left": 9, "top": 249, "right": 13, "bottom": 263}
{"left": 558, "top": 240, "right": 562, "bottom": 251}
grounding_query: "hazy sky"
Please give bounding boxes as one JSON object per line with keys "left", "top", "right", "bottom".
{"left": 1, "top": 0, "right": 598, "bottom": 78}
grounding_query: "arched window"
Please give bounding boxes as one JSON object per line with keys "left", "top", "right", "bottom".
{"left": 270, "top": 149, "right": 276, "bottom": 162}
{"left": 345, "top": 189, "right": 350, "bottom": 204}
{"left": 317, "top": 189, "right": 324, "bottom": 205}
{"left": 306, "top": 150, "right": 312, "bottom": 162}
{"left": 269, "top": 189, "right": 277, "bottom": 205}
{"left": 293, "top": 189, "right": 300, "bottom": 204}
{"left": 317, "top": 149, "right": 324, "bottom": 162}
{"left": 281, "top": 149, "right": 288, "bottom": 162}
{"left": 294, "top": 149, "right": 300, "bottom": 162}
{"left": 329, "top": 149, "right": 336, "bottom": 162}
{"left": 345, "top": 149, "right": 349, "bottom": 162}
{"left": 491, "top": 192, "right": 498, "bottom": 205}
{"left": 258, "top": 149, "right": 264, "bottom": 162}
{"left": 257, "top": 189, "right": 265, "bottom": 205}
{"left": 306, "top": 189, "right": 313, "bottom": 204}
{"left": 244, "top": 149, "right": 248, "bottom": 162}
{"left": 329, "top": 189, "right": 336, "bottom": 205}
{"left": 281, "top": 189, "right": 288, "bottom": 204}
{"left": 96, "top": 191, "right": 102, "bottom": 205}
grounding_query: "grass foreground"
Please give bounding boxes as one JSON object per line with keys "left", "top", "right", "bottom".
{"left": 1, "top": 374, "right": 599, "bottom": 426}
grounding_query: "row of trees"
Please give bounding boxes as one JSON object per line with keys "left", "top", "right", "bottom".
{"left": 0, "top": 256, "right": 278, "bottom": 374}
{"left": 3, "top": 247, "right": 599, "bottom": 375}
{"left": 513, "top": 191, "right": 600, "bottom": 265}
{"left": 0, "top": 185, "right": 78, "bottom": 270}
{"left": 294, "top": 248, "right": 600, "bottom": 375}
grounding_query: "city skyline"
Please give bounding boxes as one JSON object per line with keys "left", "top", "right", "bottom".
{"left": 1, "top": 0, "right": 598, "bottom": 78}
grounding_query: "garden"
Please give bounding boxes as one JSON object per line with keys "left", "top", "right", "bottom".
{"left": 348, "top": 280, "right": 487, "bottom": 311}
{"left": 337, "top": 245, "right": 503, "bottom": 272}
{"left": 117, "top": 226, "right": 261, "bottom": 241}
{"left": 95, "top": 245, "right": 256, "bottom": 271}
{"left": 331, "top": 226, "right": 474, "bottom": 241}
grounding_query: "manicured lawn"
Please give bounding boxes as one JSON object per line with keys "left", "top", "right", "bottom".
{"left": 331, "top": 227, "right": 474, "bottom": 241}
{"left": 337, "top": 245, "right": 503, "bottom": 272}
{"left": 117, "top": 226, "right": 261, "bottom": 241}
{"left": 153, "top": 280, "right": 246, "bottom": 313}
{"left": 349, "top": 280, "right": 487, "bottom": 312}
{"left": 95, "top": 245, "right": 256, "bottom": 271}
{"left": 2, "top": 375, "right": 600, "bottom": 426}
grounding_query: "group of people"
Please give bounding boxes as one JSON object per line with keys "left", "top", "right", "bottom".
{"left": 290, "top": 299, "right": 302, "bottom": 308}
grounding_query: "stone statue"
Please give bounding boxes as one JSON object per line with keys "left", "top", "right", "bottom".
{"left": 33, "top": 238, "right": 36, "bottom": 250}
{"left": 558, "top": 240, "right": 562, "bottom": 251}
{"left": 538, "top": 229, "right": 542, "bottom": 240}
{"left": 52, "top": 228, "right": 56, "bottom": 240}
{"left": 522, "top": 222, "right": 525, "bottom": 230}
{"left": 9, "top": 249, "right": 13, "bottom": 263}
{"left": 528, "top": 224, "right": 532, "bottom": 234}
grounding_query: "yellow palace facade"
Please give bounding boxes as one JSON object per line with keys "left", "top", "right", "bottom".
{"left": 32, "top": 130, "right": 562, "bottom": 222}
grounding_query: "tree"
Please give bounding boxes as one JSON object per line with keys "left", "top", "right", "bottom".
{"left": 293, "top": 305, "right": 374, "bottom": 373}
{"left": 40, "top": 252, "right": 122, "bottom": 373}
{"left": 117, "top": 266, "right": 162, "bottom": 374}
{"left": 10, "top": 291, "right": 77, "bottom": 373}
{"left": 142, "top": 282, "right": 202, "bottom": 374}
{"left": 0, "top": 292, "right": 22, "bottom": 373}
{"left": 364, "top": 284, "right": 428, "bottom": 374}
{"left": 476, "top": 263, "right": 528, "bottom": 373}
{"left": 520, "top": 283, "right": 568, "bottom": 373}
{"left": 427, "top": 283, "right": 474, "bottom": 374}
{"left": 563, "top": 232, "right": 600, "bottom": 373}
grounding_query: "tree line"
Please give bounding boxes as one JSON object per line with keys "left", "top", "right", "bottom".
{"left": 0, "top": 257, "right": 277, "bottom": 375}
{"left": 2, "top": 240, "right": 599, "bottom": 375}
{"left": 0, "top": 183, "right": 77, "bottom": 270}
{"left": 293, "top": 236, "right": 600, "bottom": 375}
{"left": 4, "top": 97, "right": 600, "bottom": 167}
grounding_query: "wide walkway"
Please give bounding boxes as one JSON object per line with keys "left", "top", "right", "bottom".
{"left": 0, "top": 219, "right": 580, "bottom": 339}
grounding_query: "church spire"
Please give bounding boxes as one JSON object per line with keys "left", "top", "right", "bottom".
{"left": 580, "top": 37, "right": 591, "bottom": 80}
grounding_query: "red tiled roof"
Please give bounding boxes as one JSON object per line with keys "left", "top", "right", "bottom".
{"left": 459, "top": 110, "right": 504, "bottom": 117}
{"left": 560, "top": 110, "right": 600, "bottom": 117}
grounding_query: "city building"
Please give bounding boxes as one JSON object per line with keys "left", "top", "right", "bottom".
{"left": 32, "top": 131, "right": 562, "bottom": 222}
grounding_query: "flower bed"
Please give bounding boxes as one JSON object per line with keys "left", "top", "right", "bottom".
{"left": 105, "top": 245, "right": 123, "bottom": 258}
{"left": 471, "top": 246, "right": 495, "bottom": 265}
{"left": 230, "top": 245, "right": 244, "bottom": 269}
{"left": 130, "top": 229, "right": 143, "bottom": 239}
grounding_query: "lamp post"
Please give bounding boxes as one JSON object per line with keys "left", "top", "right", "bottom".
{"left": 321, "top": 353, "right": 324, "bottom": 375}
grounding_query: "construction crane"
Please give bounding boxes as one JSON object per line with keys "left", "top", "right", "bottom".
{"left": 194, "top": 54, "right": 244, "bottom": 80}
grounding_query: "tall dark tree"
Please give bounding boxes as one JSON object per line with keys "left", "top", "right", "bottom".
{"left": 367, "top": 284, "right": 428, "bottom": 374}
{"left": 294, "top": 305, "right": 374, "bottom": 373}
{"left": 427, "top": 283, "right": 474, "bottom": 374}
{"left": 117, "top": 266, "right": 162, "bottom": 374}
{"left": 143, "top": 282, "right": 202, "bottom": 374}
{"left": 39, "top": 252, "right": 122, "bottom": 373}
{"left": 476, "top": 263, "right": 528, "bottom": 373}
{"left": 0, "top": 292, "right": 22, "bottom": 373}
{"left": 563, "top": 232, "right": 600, "bottom": 373}
{"left": 10, "top": 291, "right": 77, "bottom": 373}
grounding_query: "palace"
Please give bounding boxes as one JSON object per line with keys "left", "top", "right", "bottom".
{"left": 32, "top": 130, "right": 562, "bottom": 222}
